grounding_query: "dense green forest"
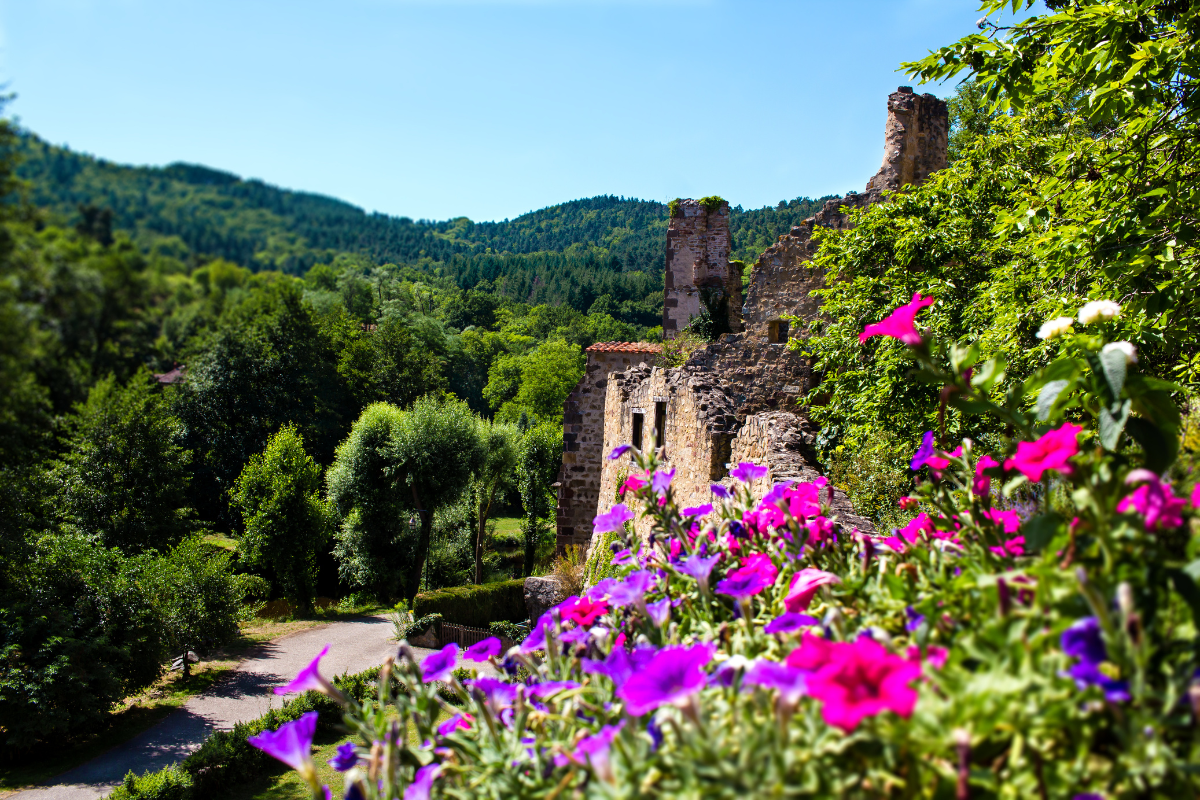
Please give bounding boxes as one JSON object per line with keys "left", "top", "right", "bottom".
{"left": 16, "top": 133, "right": 831, "bottom": 326}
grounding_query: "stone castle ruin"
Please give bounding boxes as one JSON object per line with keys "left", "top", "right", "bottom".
{"left": 554, "top": 87, "right": 948, "bottom": 553}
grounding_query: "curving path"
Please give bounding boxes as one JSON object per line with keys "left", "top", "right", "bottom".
{"left": 12, "top": 615, "right": 428, "bottom": 800}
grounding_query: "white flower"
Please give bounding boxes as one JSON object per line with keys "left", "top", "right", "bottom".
{"left": 1078, "top": 300, "right": 1121, "bottom": 325}
{"left": 1102, "top": 341, "right": 1138, "bottom": 365}
{"left": 1037, "top": 316, "right": 1075, "bottom": 340}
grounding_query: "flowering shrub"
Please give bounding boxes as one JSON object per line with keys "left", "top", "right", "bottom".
{"left": 250, "top": 299, "right": 1200, "bottom": 798}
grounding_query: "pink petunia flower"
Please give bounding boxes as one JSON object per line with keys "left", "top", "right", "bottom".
{"left": 559, "top": 595, "right": 610, "bottom": 627}
{"left": 982, "top": 508, "right": 1021, "bottom": 535}
{"left": 714, "top": 553, "right": 778, "bottom": 600}
{"left": 1191, "top": 482, "right": 1200, "bottom": 508}
{"left": 619, "top": 474, "right": 648, "bottom": 496}
{"left": 988, "top": 537, "right": 1025, "bottom": 558}
{"left": 1004, "top": 422, "right": 1082, "bottom": 482}
{"left": 1117, "top": 469, "right": 1187, "bottom": 531}
{"left": 973, "top": 455, "right": 999, "bottom": 496}
{"left": 905, "top": 645, "right": 949, "bottom": 670}
{"left": 730, "top": 462, "right": 769, "bottom": 483}
{"left": 859, "top": 293, "right": 935, "bottom": 346}
{"left": 805, "top": 637, "right": 922, "bottom": 732}
{"left": 785, "top": 632, "right": 836, "bottom": 671}
{"left": 784, "top": 568, "right": 842, "bottom": 613}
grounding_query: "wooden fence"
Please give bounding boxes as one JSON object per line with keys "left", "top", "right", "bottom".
{"left": 438, "top": 622, "right": 516, "bottom": 652}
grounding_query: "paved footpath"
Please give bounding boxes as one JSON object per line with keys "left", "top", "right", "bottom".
{"left": 13, "top": 615, "right": 428, "bottom": 800}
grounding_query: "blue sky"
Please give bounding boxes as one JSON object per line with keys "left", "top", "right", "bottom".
{"left": 0, "top": 0, "right": 1009, "bottom": 222}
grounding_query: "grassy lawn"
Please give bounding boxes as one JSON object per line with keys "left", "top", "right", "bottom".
{"left": 490, "top": 516, "right": 522, "bottom": 536}
{"left": 215, "top": 712, "right": 450, "bottom": 800}
{"left": 0, "top": 661, "right": 236, "bottom": 794}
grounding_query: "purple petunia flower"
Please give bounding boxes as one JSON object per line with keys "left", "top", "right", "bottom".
{"left": 607, "top": 444, "right": 633, "bottom": 460}
{"left": 518, "top": 613, "right": 552, "bottom": 653}
{"left": 646, "top": 598, "right": 671, "bottom": 627}
{"left": 743, "top": 660, "right": 808, "bottom": 707}
{"left": 463, "top": 637, "right": 502, "bottom": 662}
{"left": 587, "top": 577, "right": 619, "bottom": 601}
{"left": 594, "top": 503, "right": 634, "bottom": 533}
{"left": 617, "top": 642, "right": 715, "bottom": 716}
{"left": 764, "top": 612, "right": 819, "bottom": 634}
{"left": 1061, "top": 617, "right": 1129, "bottom": 702}
{"left": 526, "top": 680, "right": 581, "bottom": 698}
{"left": 677, "top": 554, "right": 720, "bottom": 585}
{"left": 607, "top": 570, "right": 654, "bottom": 608}
{"left": 420, "top": 643, "right": 459, "bottom": 683}
{"left": 730, "top": 462, "right": 768, "bottom": 483}
{"left": 610, "top": 548, "right": 634, "bottom": 566}
{"left": 709, "top": 655, "right": 750, "bottom": 688}
{"left": 681, "top": 503, "right": 713, "bottom": 518}
{"left": 647, "top": 715, "right": 664, "bottom": 751}
{"left": 1072, "top": 795, "right": 1104, "bottom": 800}
{"left": 582, "top": 644, "right": 632, "bottom": 684}
{"left": 326, "top": 741, "right": 358, "bottom": 772}
{"left": 652, "top": 469, "right": 675, "bottom": 495}
{"left": 467, "top": 677, "right": 519, "bottom": 708}
{"left": 715, "top": 555, "right": 778, "bottom": 600}
{"left": 911, "top": 431, "right": 949, "bottom": 472}
{"left": 905, "top": 606, "right": 926, "bottom": 632}
{"left": 711, "top": 483, "right": 731, "bottom": 498}
{"left": 403, "top": 763, "right": 441, "bottom": 800}
{"left": 275, "top": 644, "right": 335, "bottom": 696}
{"left": 437, "top": 713, "right": 472, "bottom": 735}
{"left": 247, "top": 711, "right": 318, "bottom": 775}
{"left": 564, "top": 723, "right": 623, "bottom": 783}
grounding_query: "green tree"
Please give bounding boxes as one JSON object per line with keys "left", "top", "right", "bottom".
{"left": 514, "top": 421, "right": 563, "bottom": 578}
{"left": 470, "top": 420, "right": 519, "bottom": 583}
{"left": 389, "top": 395, "right": 485, "bottom": 601}
{"left": 151, "top": 537, "right": 247, "bottom": 664}
{"left": 55, "top": 372, "right": 194, "bottom": 553}
{"left": 493, "top": 339, "right": 584, "bottom": 424}
{"left": 232, "top": 424, "right": 330, "bottom": 611}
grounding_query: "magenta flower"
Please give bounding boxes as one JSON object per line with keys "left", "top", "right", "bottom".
{"left": 784, "top": 568, "right": 841, "bottom": 613}
{"left": 619, "top": 473, "right": 648, "bottom": 496}
{"left": 743, "top": 660, "right": 808, "bottom": 707}
{"left": 247, "top": 711, "right": 318, "bottom": 777}
{"left": 594, "top": 503, "right": 634, "bottom": 533}
{"left": 1192, "top": 483, "right": 1200, "bottom": 508}
{"left": 681, "top": 503, "right": 713, "bottom": 517}
{"left": 711, "top": 483, "right": 731, "bottom": 498}
{"left": 973, "top": 455, "right": 999, "bottom": 496}
{"left": 436, "top": 713, "right": 473, "bottom": 735}
{"left": 715, "top": 553, "right": 778, "bottom": 599}
{"left": 764, "top": 612, "right": 819, "bottom": 634}
{"left": 274, "top": 644, "right": 335, "bottom": 696}
{"left": 403, "top": 763, "right": 441, "bottom": 800}
{"left": 526, "top": 680, "right": 581, "bottom": 699}
{"left": 559, "top": 595, "right": 609, "bottom": 626}
{"left": 463, "top": 637, "right": 502, "bottom": 662}
{"left": 730, "top": 462, "right": 768, "bottom": 482}
{"left": 1004, "top": 422, "right": 1082, "bottom": 482}
{"left": 989, "top": 537, "right": 1025, "bottom": 558}
{"left": 651, "top": 468, "right": 675, "bottom": 495}
{"left": 1117, "top": 469, "right": 1187, "bottom": 531}
{"left": 421, "top": 643, "right": 459, "bottom": 683}
{"left": 982, "top": 507, "right": 1021, "bottom": 534}
{"left": 910, "top": 431, "right": 949, "bottom": 472}
{"left": 859, "top": 292, "right": 934, "bottom": 346}
{"left": 607, "top": 444, "right": 633, "bottom": 460}
{"left": 805, "top": 637, "right": 922, "bottom": 732}
{"left": 327, "top": 742, "right": 359, "bottom": 772}
{"left": 617, "top": 643, "right": 715, "bottom": 715}
{"left": 906, "top": 645, "right": 949, "bottom": 670}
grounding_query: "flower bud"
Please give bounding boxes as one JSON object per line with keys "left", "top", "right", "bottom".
{"left": 1117, "top": 583, "right": 1134, "bottom": 619}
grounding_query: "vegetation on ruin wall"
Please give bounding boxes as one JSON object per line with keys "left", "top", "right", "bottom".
{"left": 798, "top": 0, "right": 1200, "bottom": 523}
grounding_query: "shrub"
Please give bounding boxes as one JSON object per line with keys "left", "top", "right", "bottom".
{"left": 824, "top": 429, "right": 911, "bottom": 533}
{"left": 412, "top": 579, "right": 526, "bottom": 626}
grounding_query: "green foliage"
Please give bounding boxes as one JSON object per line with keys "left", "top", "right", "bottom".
{"left": 412, "top": 579, "right": 526, "bottom": 627}
{"left": 582, "top": 529, "right": 622, "bottom": 586}
{"left": 469, "top": 420, "right": 520, "bottom": 583}
{"left": 231, "top": 424, "right": 331, "bottom": 610}
{"left": 491, "top": 339, "right": 584, "bottom": 424}
{"left": 825, "top": 431, "right": 911, "bottom": 533}
{"left": 514, "top": 422, "right": 563, "bottom": 577}
{"left": 54, "top": 372, "right": 194, "bottom": 553}
{"left": 697, "top": 195, "right": 725, "bottom": 213}
{"left": 151, "top": 536, "right": 247, "bottom": 658}
{"left": 426, "top": 495, "right": 476, "bottom": 590}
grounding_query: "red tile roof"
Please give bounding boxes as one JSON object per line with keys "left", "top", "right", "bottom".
{"left": 586, "top": 341, "right": 663, "bottom": 354}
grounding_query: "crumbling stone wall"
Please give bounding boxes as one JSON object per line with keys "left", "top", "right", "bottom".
{"left": 555, "top": 343, "right": 661, "bottom": 551}
{"left": 663, "top": 199, "right": 742, "bottom": 339}
{"left": 865, "top": 87, "right": 949, "bottom": 200}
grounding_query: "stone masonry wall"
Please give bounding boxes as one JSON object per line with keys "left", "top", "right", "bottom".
{"left": 555, "top": 343, "right": 660, "bottom": 551}
{"left": 663, "top": 199, "right": 741, "bottom": 338}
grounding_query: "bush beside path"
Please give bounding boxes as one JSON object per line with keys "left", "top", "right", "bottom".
{"left": 9, "top": 615, "right": 422, "bottom": 800}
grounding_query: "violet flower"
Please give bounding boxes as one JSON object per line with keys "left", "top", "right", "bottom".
{"left": 567, "top": 723, "right": 623, "bottom": 783}
{"left": 1061, "top": 617, "right": 1129, "bottom": 702}
{"left": 715, "top": 554, "right": 778, "bottom": 599}
{"left": 730, "top": 462, "right": 768, "bottom": 483}
{"left": 527, "top": 680, "right": 581, "bottom": 699}
{"left": 652, "top": 468, "right": 675, "bottom": 495}
{"left": 905, "top": 606, "right": 926, "bottom": 632}
{"left": 583, "top": 645, "right": 634, "bottom": 684}
{"left": 587, "top": 577, "right": 618, "bottom": 602}
{"left": 911, "top": 431, "right": 949, "bottom": 472}
{"left": 420, "top": 643, "right": 459, "bottom": 683}
{"left": 274, "top": 644, "right": 336, "bottom": 696}
{"left": 681, "top": 503, "right": 713, "bottom": 518}
{"left": 403, "top": 763, "right": 441, "bottom": 800}
{"left": 764, "top": 612, "right": 819, "bottom": 634}
{"left": 646, "top": 598, "right": 671, "bottom": 627}
{"left": 607, "top": 444, "right": 633, "bottom": 460}
{"left": 463, "top": 637, "right": 502, "bottom": 662}
{"left": 610, "top": 549, "right": 634, "bottom": 566}
{"left": 437, "top": 713, "right": 472, "bottom": 735}
{"left": 247, "top": 711, "right": 319, "bottom": 780}
{"left": 617, "top": 642, "right": 715, "bottom": 716}
{"left": 676, "top": 553, "right": 720, "bottom": 591}
{"left": 467, "top": 676, "right": 519, "bottom": 709}
{"left": 743, "top": 660, "right": 808, "bottom": 708}
{"left": 709, "top": 654, "right": 750, "bottom": 688}
{"left": 518, "top": 612, "right": 552, "bottom": 653}
{"left": 711, "top": 483, "right": 731, "bottom": 499}
{"left": 327, "top": 742, "right": 358, "bottom": 772}
{"left": 607, "top": 570, "right": 654, "bottom": 608}
{"left": 594, "top": 503, "right": 634, "bottom": 533}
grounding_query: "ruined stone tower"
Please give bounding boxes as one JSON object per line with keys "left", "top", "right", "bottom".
{"left": 662, "top": 199, "right": 742, "bottom": 339}
{"left": 865, "top": 87, "right": 949, "bottom": 202}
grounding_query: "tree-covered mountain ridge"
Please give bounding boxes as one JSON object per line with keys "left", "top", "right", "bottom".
{"left": 15, "top": 130, "right": 835, "bottom": 286}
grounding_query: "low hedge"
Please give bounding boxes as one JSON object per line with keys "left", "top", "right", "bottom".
{"left": 107, "top": 667, "right": 380, "bottom": 800}
{"left": 412, "top": 579, "right": 526, "bottom": 627}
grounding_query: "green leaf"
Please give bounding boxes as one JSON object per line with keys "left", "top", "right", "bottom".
{"left": 1168, "top": 569, "right": 1200, "bottom": 631}
{"left": 1098, "top": 346, "right": 1127, "bottom": 400}
{"left": 971, "top": 357, "right": 1007, "bottom": 393}
{"left": 1124, "top": 417, "right": 1177, "bottom": 473}
{"left": 1098, "top": 398, "right": 1131, "bottom": 450}
{"left": 951, "top": 342, "right": 981, "bottom": 373}
{"left": 1036, "top": 380, "right": 1069, "bottom": 422}
{"left": 1022, "top": 512, "right": 1063, "bottom": 554}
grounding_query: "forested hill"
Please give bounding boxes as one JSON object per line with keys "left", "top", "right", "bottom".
{"left": 15, "top": 131, "right": 834, "bottom": 319}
